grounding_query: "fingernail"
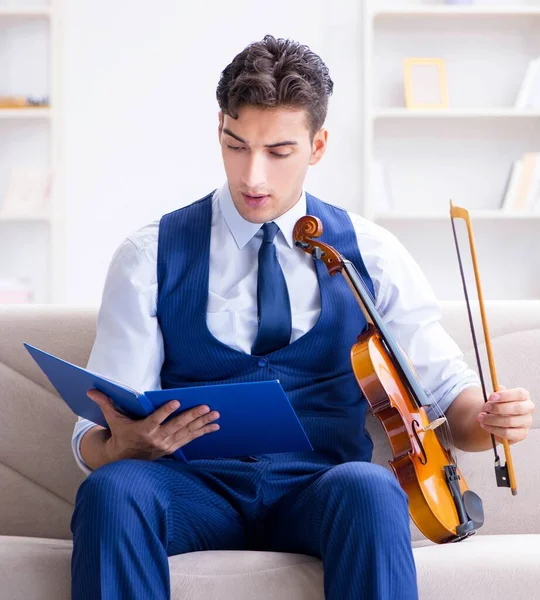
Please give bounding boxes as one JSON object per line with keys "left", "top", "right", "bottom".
{"left": 491, "top": 393, "right": 501, "bottom": 401}
{"left": 478, "top": 413, "right": 486, "bottom": 420}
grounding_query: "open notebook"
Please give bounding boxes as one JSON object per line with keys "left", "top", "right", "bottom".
{"left": 24, "top": 343, "right": 313, "bottom": 462}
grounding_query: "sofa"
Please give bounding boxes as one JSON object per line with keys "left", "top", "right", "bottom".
{"left": 0, "top": 301, "right": 538, "bottom": 600}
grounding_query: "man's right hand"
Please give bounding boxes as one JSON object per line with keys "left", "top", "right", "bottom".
{"left": 87, "top": 389, "right": 220, "bottom": 463}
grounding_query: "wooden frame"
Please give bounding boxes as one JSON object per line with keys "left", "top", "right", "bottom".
{"left": 403, "top": 58, "right": 449, "bottom": 110}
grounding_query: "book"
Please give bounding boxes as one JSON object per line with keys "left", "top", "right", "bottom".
{"left": 500, "top": 159, "right": 522, "bottom": 210}
{"left": 501, "top": 154, "right": 540, "bottom": 212}
{"left": 24, "top": 343, "right": 313, "bottom": 463}
{"left": 526, "top": 63, "right": 540, "bottom": 109}
{"left": 529, "top": 164, "right": 540, "bottom": 213}
{"left": 515, "top": 58, "right": 540, "bottom": 109}
{"left": 513, "top": 153, "right": 539, "bottom": 211}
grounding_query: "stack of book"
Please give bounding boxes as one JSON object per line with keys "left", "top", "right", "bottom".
{"left": 0, "top": 96, "right": 49, "bottom": 108}
{"left": 515, "top": 58, "right": 540, "bottom": 109}
{"left": 500, "top": 153, "right": 540, "bottom": 212}
{"left": 0, "top": 278, "right": 33, "bottom": 304}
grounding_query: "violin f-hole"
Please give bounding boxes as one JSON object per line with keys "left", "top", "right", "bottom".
{"left": 412, "top": 420, "right": 428, "bottom": 465}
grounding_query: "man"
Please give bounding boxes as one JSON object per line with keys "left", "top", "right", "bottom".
{"left": 70, "top": 35, "right": 534, "bottom": 600}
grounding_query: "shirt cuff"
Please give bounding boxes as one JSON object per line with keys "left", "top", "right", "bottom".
{"left": 71, "top": 420, "right": 99, "bottom": 476}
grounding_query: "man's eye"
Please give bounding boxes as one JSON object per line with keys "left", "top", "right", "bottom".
{"left": 227, "top": 145, "right": 244, "bottom": 151}
{"left": 271, "top": 152, "right": 291, "bottom": 159}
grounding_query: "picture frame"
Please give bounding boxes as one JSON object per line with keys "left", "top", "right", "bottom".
{"left": 403, "top": 58, "right": 449, "bottom": 110}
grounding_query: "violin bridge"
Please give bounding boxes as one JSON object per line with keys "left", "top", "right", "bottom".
{"left": 418, "top": 417, "right": 447, "bottom": 433}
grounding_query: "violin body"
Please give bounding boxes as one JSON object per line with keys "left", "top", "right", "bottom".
{"left": 351, "top": 326, "right": 472, "bottom": 543}
{"left": 293, "top": 214, "right": 486, "bottom": 545}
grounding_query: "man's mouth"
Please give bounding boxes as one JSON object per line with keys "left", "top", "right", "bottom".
{"left": 242, "top": 193, "right": 270, "bottom": 206}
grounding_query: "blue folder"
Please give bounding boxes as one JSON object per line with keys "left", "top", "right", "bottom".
{"left": 24, "top": 343, "right": 313, "bottom": 462}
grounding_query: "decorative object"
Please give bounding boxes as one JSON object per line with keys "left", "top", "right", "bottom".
{"left": 0, "top": 168, "right": 52, "bottom": 218}
{"left": 403, "top": 58, "right": 449, "bottom": 110}
{"left": 0, "top": 278, "right": 33, "bottom": 304}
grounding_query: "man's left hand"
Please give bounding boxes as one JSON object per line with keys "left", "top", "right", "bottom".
{"left": 477, "top": 386, "right": 535, "bottom": 445}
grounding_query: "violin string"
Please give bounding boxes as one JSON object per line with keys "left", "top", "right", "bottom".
{"left": 350, "top": 261, "right": 459, "bottom": 466}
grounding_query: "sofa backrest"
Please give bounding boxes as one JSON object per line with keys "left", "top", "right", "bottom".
{"left": 0, "top": 301, "right": 539, "bottom": 541}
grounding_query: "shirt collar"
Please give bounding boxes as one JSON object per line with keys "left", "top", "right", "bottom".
{"left": 218, "top": 182, "right": 306, "bottom": 250}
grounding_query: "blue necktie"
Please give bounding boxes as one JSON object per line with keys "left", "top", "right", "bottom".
{"left": 251, "top": 222, "right": 292, "bottom": 356}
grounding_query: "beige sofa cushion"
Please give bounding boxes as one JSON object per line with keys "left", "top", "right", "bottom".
{"left": 2, "top": 534, "right": 539, "bottom": 600}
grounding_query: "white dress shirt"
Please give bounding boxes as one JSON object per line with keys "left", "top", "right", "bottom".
{"left": 72, "top": 182, "right": 480, "bottom": 475}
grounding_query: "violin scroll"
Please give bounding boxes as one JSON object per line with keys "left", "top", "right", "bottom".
{"left": 293, "top": 216, "right": 344, "bottom": 276}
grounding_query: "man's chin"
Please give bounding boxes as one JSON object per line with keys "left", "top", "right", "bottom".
{"left": 233, "top": 198, "right": 275, "bottom": 224}
{"left": 239, "top": 210, "right": 270, "bottom": 225}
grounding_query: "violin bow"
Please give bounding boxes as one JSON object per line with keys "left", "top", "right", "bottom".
{"left": 449, "top": 201, "right": 517, "bottom": 495}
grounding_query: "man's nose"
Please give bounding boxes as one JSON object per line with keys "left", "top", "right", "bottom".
{"left": 242, "top": 153, "right": 266, "bottom": 190}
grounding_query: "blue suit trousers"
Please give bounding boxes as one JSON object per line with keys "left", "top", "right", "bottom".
{"left": 71, "top": 457, "right": 418, "bottom": 599}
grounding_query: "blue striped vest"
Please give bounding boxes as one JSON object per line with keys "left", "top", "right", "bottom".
{"left": 157, "top": 192, "right": 376, "bottom": 466}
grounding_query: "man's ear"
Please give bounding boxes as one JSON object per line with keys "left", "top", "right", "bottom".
{"left": 218, "top": 111, "right": 223, "bottom": 141}
{"left": 309, "top": 128, "right": 328, "bottom": 166}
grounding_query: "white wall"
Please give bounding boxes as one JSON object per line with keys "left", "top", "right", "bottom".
{"left": 60, "top": 0, "right": 363, "bottom": 305}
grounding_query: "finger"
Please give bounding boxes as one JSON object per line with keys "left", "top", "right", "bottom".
{"left": 478, "top": 423, "right": 529, "bottom": 444}
{"left": 169, "top": 422, "right": 220, "bottom": 451}
{"left": 146, "top": 400, "right": 183, "bottom": 428}
{"left": 478, "top": 411, "right": 533, "bottom": 429}
{"left": 489, "top": 387, "right": 530, "bottom": 403}
{"left": 87, "top": 389, "right": 121, "bottom": 423}
{"left": 162, "top": 404, "right": 211, "bottom": 433}
{"left": 162, "top": 408, "right": 219, "bottom": 438}
{"left": 484, "top": 399, "right": 535, "bottom": 416}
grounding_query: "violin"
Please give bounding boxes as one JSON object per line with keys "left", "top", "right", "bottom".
{"left": 293, "top": 214, "right": 490, "bottom": 544}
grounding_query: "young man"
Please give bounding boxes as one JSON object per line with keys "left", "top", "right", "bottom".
{"left": 71, "top": 35, "right": 534, "bottom": 600}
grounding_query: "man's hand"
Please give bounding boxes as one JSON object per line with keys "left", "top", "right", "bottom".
{"left": 87, "top": 389, "right": 220, "bottom": 463}
{"left": 476, "top": 385, "right": 535, "bottom": 445}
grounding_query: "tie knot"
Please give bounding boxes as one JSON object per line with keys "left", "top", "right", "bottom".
{"left": 261, "top": 222, "right": 279, "bottom": 243}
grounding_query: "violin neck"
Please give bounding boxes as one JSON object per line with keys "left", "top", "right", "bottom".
{"left": 341, "top": 259, "right": 431, "bottom": 409}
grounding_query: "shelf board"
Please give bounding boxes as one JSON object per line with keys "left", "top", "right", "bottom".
{"left": 0, "top": 108, "right": 52, "bottom": 119}
{"left": 0, "top": 8, "right": 51, "bottom": 18}
{"left": 373, "top": 6, "right": 540, "bottom": 18}
{"left": 0, "top": 214, "right": 51, "bottom": 223}
{"left": 375, "top": 210, "right": 540, "bottom": 221}
{"left": 374, "top": 108, "right": 540, "bottom": 119}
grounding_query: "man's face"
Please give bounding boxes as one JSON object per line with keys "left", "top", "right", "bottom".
{"left": 218, "top": 105, "right": 327, "bottom": 224}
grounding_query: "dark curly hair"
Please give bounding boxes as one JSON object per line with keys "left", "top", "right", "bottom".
{"left": 216, "top": 35, "right": 334, "bottom": 139}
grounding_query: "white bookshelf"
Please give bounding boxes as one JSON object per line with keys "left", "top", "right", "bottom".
{"left": 374, "top": 108, "right": 540, "bottom": 118}
{"left": 376, "top": 210, "right": 540, "bottom": 220}
{"left": 362, "top": 0, "right": 540, "bottom": 300}
{"left": 373, "top": 5, "right": 540, "bottom": 16}
{"left": 0, "top": 107, "right": 53, "bottom": 118}
{"left": 0, "top": 7, "right": 52, "bottom": 18}
{"left": 0, "top": 1, "right": 63, "bottom": 303}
